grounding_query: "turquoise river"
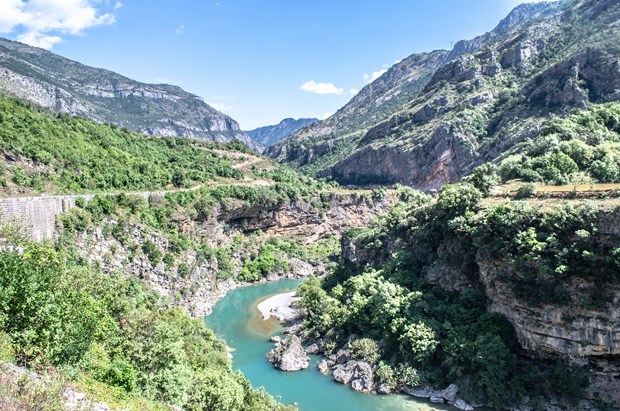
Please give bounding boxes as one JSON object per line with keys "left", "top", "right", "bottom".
{"left": 205, "top": 279, "right": 451, "bottom": 411}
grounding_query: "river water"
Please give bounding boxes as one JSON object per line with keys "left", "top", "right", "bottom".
{"left": 205, "top": 279, "right": 451, "bottom": 411}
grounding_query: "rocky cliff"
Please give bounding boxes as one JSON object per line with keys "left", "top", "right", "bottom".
{"left": 0, "top": 38, "right": 257, "bottom": 148}
{"left": 70, "top": 191, "right": 397, "bottom": 317}
{"left": 342, "top": 198, "right": 620, "bottom": 409}
{"left": 268, "top": 0, "right": 620, "bottom": 190}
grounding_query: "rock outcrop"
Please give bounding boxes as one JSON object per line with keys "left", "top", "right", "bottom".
{"left": 332, "top": 360, "right": 374, "bottom": 393}
{"left": 268, "top": 335, "right": 310, "bottom": 371}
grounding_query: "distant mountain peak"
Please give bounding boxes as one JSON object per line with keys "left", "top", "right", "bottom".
{"left": 246, "top": 117, "right": 319, "bottom": 148}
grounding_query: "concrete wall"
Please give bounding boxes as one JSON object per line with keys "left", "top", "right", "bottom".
{"left": 0, "top": 191, "right": 167, "bottom": 241}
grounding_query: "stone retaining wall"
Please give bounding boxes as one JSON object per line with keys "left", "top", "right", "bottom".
{"left": 0, "top": 191, "right": 167, "bottom": 241}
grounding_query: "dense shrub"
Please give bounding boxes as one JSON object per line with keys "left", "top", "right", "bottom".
{"left": 499, "top": 103, "right": 620, "bottom": 185}
{"left": 0, "top": 96, "right": 243, "bottom": 193}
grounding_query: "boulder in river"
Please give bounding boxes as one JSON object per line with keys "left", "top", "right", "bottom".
{"left": 377, "top": 383, "right": 392, "bottom": 395}
{"left": 318, "top": 360, "right": 330, "bottom": 374}
{"left": 306, "top": 343, "right": 320, "bottom": 354}
{"left": 333, "top": 360, "right": 374, "bottom": 393}
{"left": 453, "top": 398, "right": 474, "bottom": 411}
{"left": 430, "top": 390, "right": 445, "bottom": 403}
{"left": 268, "top": 335, "right": 310, "bottom": 371}
{"left": 442, "top": 384, "right": 459, "bottom": 403}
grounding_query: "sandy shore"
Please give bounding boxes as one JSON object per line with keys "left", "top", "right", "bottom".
{"left": 257, "top": 291, "right": 301, "bottom": 322}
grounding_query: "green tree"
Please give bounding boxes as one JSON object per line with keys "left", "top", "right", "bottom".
{"left": 463, "top": 163, "right": 499, "bottom": 196}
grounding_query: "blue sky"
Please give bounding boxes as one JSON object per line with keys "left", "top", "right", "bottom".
{"left": 0, "top": 0, "right": 547, "bottom": 130}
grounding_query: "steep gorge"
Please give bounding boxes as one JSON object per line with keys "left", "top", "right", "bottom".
{"left": 62, "top": 190, "right": 398, "bottom": 317}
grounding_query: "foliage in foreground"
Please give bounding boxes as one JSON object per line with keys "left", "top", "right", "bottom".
{"left": 0, "top": 241, "right": 294, "bottom": 411}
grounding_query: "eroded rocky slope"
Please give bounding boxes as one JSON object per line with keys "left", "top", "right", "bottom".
{"left": 268, "top": 0, "right": 620, "bottom": 189}
{"left": 69, "top": 191, "right": 397, "bottom": 317}
{"left": 0, "top": 38, "right": 257, "bottom": 148}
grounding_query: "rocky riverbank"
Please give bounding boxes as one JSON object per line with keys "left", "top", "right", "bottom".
{"left": 260, "top": 296, "right": 477, "bottom": 411}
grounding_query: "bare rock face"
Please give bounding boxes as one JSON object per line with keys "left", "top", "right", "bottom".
{"left": 333, "top": 360, "right": 374, "bottom": 393}
{"left": 477, "top": 255, "right": 620, "bottom": 407}
{"left": 327, "top": 124, "right": 477, "bottom": 190}
{"left": 0, "top": 38, "right": 258, "bottom": 149}
{"left": 268, "top": 335, "right": 310, "bottom": 371}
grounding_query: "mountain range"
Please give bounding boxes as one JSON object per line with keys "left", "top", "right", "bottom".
{"left": 0, "top": 37, "right": 258, "bottom": 149}
{"left": 245, "top": 117, "right": 318, "bottom": 148}
{"left": 267, "top": 0, "right": 620, "bottom": 189}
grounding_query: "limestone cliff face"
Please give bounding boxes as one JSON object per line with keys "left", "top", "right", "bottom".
{"left": 477, "top": 257, "right": 620, "bottom": 407}
{"left": 0, "top": 38, "right": 257, "bottom": 149}
{"left": 73, "top": 192, "right": 397, "bottom": 317}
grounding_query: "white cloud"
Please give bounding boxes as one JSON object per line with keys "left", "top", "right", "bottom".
{"left": 0, "top": 0, "right": 29, "bottom": 32}
{"left": 300, "top": 80, "right": 344, "bottom": 95}
{"left": 174, "top": 24, "right": 185, "bottom": 35}
{"left": 363, "top": 68, "right": 388, "bottom": 83}
{"left": 114, "top": 2, "right": 123, "bottom": 10}
{"left": 17, "top": 31, "right": 62, "bottom": 49}
{"left": 349, "top": 88, "right": 359, "bottom": 95}
{"left": 0, "top": 0, "right": 116, "bottom": 49}
{"left": 208, "top": 102, "right": 233, "bottom": 112}
{"left": 321, "top": 112, "right": 332, "bottom": 120}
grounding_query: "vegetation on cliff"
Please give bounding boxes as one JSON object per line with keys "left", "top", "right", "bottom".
{"left": 500, "top": 103, "right": 620, "bottom": 185}
{"left": 56, "top": 179, "right": 344, "bottom": 285}
{"left": 298, "top": 183, "right": 615, "bottom": 406}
